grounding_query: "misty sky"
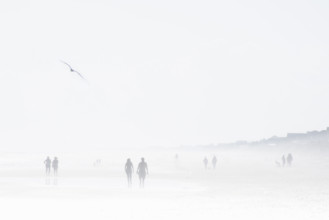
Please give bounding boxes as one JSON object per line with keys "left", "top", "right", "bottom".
{"left": 0, "top": 0, "right": 328, "bottom": 149}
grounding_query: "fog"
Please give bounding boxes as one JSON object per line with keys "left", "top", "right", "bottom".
{"left": 1, "top": 0, "right": 329, "bottom": 149}
{"left": 1, "top": 145, "right": 329, "bottom": 220}
{"left": 1, "top": 0, "right": 329, "bottom": 219}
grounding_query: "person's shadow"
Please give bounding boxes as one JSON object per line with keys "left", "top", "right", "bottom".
{"left": 45, "top": 177, "right": 51, "bottom": 185}
{"left": 53, "top": 177, "right": 58, "bottom": 186}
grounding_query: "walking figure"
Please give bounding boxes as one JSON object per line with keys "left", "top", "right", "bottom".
{"left": 212, "top": 156, "right": 217, "bottom": 169}
{"left": 287, "top": 153, "right": 293, "bottom": 167}
{"left": 125, "top": 158, "right": 134, "bottom": 187}
{"left": 137, "top": 158, "right": 148, "bottom": 188}
{"left": 281, "top": 155, "right": 286, "bottom": 167}
{"left": 52, "top": 157, "right": 59, "bottom": 175}
{"left": 203, "top": 157, "right": 208, "bottom": 169}
{"left": 44, "top": 156, "right": 51, "bottom": 175}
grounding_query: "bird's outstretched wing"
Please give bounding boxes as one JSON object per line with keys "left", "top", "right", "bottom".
{"left": 60, "top": 60, "right": 73, "bottom": 70}
{"left": 73, "top": 70, "right": 86, "bottom": 80}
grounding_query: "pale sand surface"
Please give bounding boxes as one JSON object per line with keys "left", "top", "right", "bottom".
{"left": 0, "top": 148, "right": 328, "bottom": 220}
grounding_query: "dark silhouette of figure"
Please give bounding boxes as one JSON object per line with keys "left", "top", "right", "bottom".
{"left": 287, "top": 153, "right": 293, "bottom": 167}
{"left": 137, "top": 158, "right": 148, "bottom": 188}
{"left": 203, "top": 157, "right": 208, "bottom": 169}
{"left": 52, "top": 157, "right": 59, "bottom": 175}
{"left": 281, "top": 155, "right": 286, "bottom": 167}
{"left": 125, "top": 158, "right": 134, "bottom": 187}
{"left": 212, "top": 156, "right": 217, "bottom": 169}
{"left": 44, "top": 156, "right": 51, "bottom": 175}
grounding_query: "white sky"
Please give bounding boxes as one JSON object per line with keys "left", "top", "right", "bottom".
{"left": 0, "top": 0, "right": 328, "bottom": 149}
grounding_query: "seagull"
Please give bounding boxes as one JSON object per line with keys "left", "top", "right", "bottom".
{"left": 60, "top": 60, "right": 86, "bottom": 80}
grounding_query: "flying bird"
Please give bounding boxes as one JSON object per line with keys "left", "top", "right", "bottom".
{"left": 60, "top": 60, "right": 86, "bottom": 80}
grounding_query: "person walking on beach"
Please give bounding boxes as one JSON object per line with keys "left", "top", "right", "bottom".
{"left": 52, "top": 157, "right": 59, "bottom": 175}
{"left": 125, "top": 158, "right": 134, "bottom": 187}
{"left": 281, "top": 155, "right": 286, "bottom": 167}
{"left": 212, "top": 156, "right": 217, "bottom": 169}
{"left": 287, "top": 153, "right": 293, "bottom": 167}
{"left": 44, "top": 156, "right": 51, "bottom": 175}
{"left": 137, "top": 158, "right": 148, "bottom": 188}
{"left": 203, "top": 157, "right": 208, "bottom": 169}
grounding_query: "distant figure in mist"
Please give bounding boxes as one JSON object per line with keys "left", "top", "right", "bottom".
{"left": 44, "top": 156, "right": 51, "bottom": 175}
{"left": 212, "top": 156, "right": 217, "bottom": 169}
{"left": 203, "top": 157, "right": 208, "bottom": 169}
{"left": 137, "top": 158, "right": 148, "bottom": 188}
{"left": 174, "top": 154, "right": 180, "bottom": 169}
{"left": 93, "top": 159, "right": 102, "bottom": 167}
{"left": 281, "top": 155, "right": 286, "bottom": 167}
{"left": 125, "top": 159, "right": 134, "bottom": 187}
{"left": 287, "top": 153, "right": 293, "bottom": 167}
{"left": 52, "top": 157, "right": 59, "bottom": 175}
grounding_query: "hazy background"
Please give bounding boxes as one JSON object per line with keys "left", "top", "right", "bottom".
{"left": 0, "top": 0, "right": 328, "bottom": 149}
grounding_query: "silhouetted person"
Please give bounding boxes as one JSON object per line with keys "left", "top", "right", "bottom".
{"left": 203, "top": 157, "right": 208, "bottom": 169}
{"left": 212, "top": 156, "right": 217, "bottom": 169}
{"left": 52, "top": 157, "right": 59, "bottom": 175}
{"left": 281, "top": 155, "right": 286, "bottom": 167}
{"left": 125, "top": 158, "right": 134, "bottom": 187}
{"left": 137, "top": 158, "right": 148, "bottom": 188}
{"left": 287, "top": 153, "right": 293, "bottom": 167}
{"left": 44, "top": 156, "right": 51, "bottom": 175}
{"left": 175, "top": 154, "right": 179, "bottom": 160}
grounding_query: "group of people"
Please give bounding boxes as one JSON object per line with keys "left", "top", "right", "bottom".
{"left": 125, "top": 158, "right": 149, "bottom": 188}
{"left": 281, "top": 153, "right": 293, "bottom": 167}
{"left": 44, "top": 153, "right": 294, "bottom": 187}
{"left": 44, "top": 156, "right": 148, "bottom": 187}
{"left": 93, "top": 159, "right": 102, "bottom": 167}
{"left": 275, "top": 153, "right": 293, "bottom": 167}
{"left": 203, "top": 156, "right": 218, "bottom": 169}
{"left": 44, "top": 156, "right": 59, "bottom": 175}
